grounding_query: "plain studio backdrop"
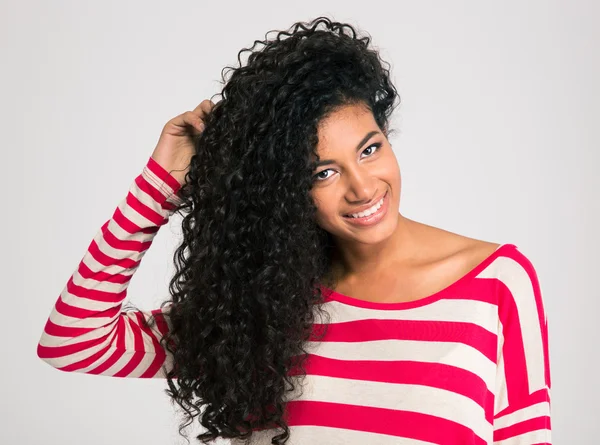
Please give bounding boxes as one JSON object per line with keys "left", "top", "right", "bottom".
{"left": 1, "top": 1, "right": 597, "bottom": 444}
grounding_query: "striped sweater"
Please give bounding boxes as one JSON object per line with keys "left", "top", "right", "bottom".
{"left": 37, "top": 155, "right": 552, "bottom": 444}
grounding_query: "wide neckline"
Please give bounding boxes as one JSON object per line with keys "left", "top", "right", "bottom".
{"left": 319, "top": 243, "right": 517, "bottom": 310}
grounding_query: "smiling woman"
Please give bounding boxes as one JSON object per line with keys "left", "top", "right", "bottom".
{"left": 36, "top": 15, "right": 551, "bottom": 445}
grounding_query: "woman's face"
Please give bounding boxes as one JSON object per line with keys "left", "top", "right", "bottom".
{"left": 309, "top": 103, "right": 401, "bottom": 245}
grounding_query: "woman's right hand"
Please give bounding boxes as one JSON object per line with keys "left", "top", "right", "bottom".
{"left": 151, "top": 99, "right": 216, "bottom": 187}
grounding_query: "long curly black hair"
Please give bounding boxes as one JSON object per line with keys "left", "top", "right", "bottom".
{"left": 130, "top": 16, "right": 400, "bottom": 445}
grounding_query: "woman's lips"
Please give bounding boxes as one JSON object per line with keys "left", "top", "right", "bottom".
{"left": 343, "top": 190, "right": 388, "bottom": 217}
{"left": 341, "top": 190, "right": 389, "bottom": 227}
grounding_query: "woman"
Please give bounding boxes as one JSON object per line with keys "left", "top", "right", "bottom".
{"left": 36, "top": 17, "right": 551, "bottom": 445}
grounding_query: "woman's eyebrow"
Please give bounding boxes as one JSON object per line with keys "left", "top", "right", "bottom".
{"left": 314, "top": 130, "right": 380, "bottom": 167}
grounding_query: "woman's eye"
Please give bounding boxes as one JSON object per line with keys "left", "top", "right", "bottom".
{"left": 313, "top": 143, "right": 382, "bottom": 182}
{"left": 314, "top": 169, "right": 333, "bottom": 181}
{"left": 362, "top": 142, "right": 382, "bottom": 157}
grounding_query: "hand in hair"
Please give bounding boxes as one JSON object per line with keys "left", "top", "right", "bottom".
{"left": 151, "top": 99, "right": 215, "bottom": 186}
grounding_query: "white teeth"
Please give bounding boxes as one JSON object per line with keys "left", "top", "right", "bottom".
{"left": 346, "top": 194, "right": 385, "bottom": 218}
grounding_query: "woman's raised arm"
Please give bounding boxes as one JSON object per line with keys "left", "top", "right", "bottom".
{"left": 36, "top": 156, "right": 184, "bottom": 378}
{"left": 36, "top": 100, "right": 215, "bottom": 378}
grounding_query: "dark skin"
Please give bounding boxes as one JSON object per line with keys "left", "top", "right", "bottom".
{"left": 310, "top": 103, "right": 500, "bottom": 303}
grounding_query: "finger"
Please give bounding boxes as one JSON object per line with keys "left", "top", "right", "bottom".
{"left": 200, "top": 100, "right": 215, "bottom": 115}
{"left": 192, "top": 101, "right": 206, "bottom": 115}
{"left": 194, "top": 99, "right": 215, "bottom": 118}
{"left": 181, "top": 111, "right": 205, "bottom": 134}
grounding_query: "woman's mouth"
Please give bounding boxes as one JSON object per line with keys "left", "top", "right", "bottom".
{"left": 341, "top": 190, "right": 389, "bottom": 227}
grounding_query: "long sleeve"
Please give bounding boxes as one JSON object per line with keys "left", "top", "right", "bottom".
{"left": 36, "top": 156, "right": 183, "bottom": 378}
{"left": 493, "top": 247, "right": 552, "bottom": 444}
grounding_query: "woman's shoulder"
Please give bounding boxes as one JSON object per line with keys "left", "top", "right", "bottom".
{"left": 410, "top": 219, "right": 533, "bottom": 289}
{"left": 426, "top": 224, "right": 541, "bottom": 307}
{"left": 409, "top": 218, "right": 503, "bottom": 267}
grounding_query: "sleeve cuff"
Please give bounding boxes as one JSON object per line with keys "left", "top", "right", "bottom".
{"left": 143, "top": 156, "right": 184, "bottom": 207}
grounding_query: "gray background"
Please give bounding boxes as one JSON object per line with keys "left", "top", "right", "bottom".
{"left": 2, "top": 0, "right": 598, "bottom": 443}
